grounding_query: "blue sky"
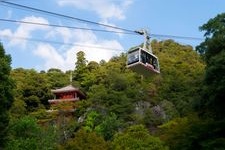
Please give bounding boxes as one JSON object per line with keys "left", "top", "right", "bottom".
{"left": 0, "top": 0, "right": 224, "bottom": 71}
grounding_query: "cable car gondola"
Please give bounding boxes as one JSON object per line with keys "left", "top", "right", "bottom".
{"left": 127, "top": 29, "right": 160, "bottom": 76}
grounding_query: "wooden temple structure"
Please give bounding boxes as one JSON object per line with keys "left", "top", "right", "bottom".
{"left": 48, "top": 85, "right": 86, "bottom": 112}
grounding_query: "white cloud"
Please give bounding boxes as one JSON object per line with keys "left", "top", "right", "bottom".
{"left": 6, "top": 10, "right": 12, "bottom": 19}
{"left": 46, "top": 27, "right": 73, "bottom": 43}
{"left": 0, "top": 29, "right": 13, "bottom": 38}
{"left": 0, "top": 29, "right": 13, "bottom": 48}
{"left": 33, "top": 43, "right": 67, "bottom": 70}
{"left": 57, "top": 0, "right": 133, "bottom": 37}
{"left": 33, "top": 29, "right": 124, "bottom": 71}
{"left": 0, "top": 15, "right": 125, "bottom": 71}
{"left": 68, "top": 39, "right": 123, "bottom": 64}
{"left": 73, "top": 29, "right": 97, "bottom": 43}
{"left": 8, "top": 16, "right": 49, "bottom": 48}
{"left": 69, "top": 29, "right": 124, "bottom": 63}
{"left": 56, "top": 27, "right": 73, "bottom": 43}
{"left": 57, "top": 0, "right": 133, "bottom": 21}
{"left": 98, "top": 20, "right": 125, "bottom": 37}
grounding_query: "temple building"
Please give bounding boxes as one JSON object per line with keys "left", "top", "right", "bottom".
{"left": 48, "top": 85, "right": 86, "bottom": 111}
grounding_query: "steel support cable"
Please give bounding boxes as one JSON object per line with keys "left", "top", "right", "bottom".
{"left": 0, "top": 35, "right": 125, "bottom": 52}
{"left": 0, "top": 18, "right": 137, "bottom": 35}
{"left": 0, "top": 1, "right": 135, "bottom": 33}
{"left": 0, "top": 18, "right": 204, "bottom": 41}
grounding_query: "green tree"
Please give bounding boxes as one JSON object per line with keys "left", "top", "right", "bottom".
{"left": 95, "top": 113, "right": 121, "bottom": 141}
{"left": 74, "top": 51, "right": 88, "bottom": 83}
{"left": 143, "top": 107, "right": 164, "bottom": 127}
{"left": 153, "top": 40, "right": 205, "bottom": 116}
{"left": 112, "top": 125, "right": 168, "bottom": 150}
{"left": 159, "top": 100, "right": 179, "bottom": 122}
{"left": 158, "top": 115, "right": 225, "bottom": 150}
{"left": 83, "top": 111, "right": 100, "bottom": 132}
{"left": 80, "top": 61, "right": 99, "bottom": 91}
{"left": 86, "top": 61, "right": 99, "bottom": 72}
{"left": 86, "top": 53, "right": 149, "bottom": 122}
{"left": 46, "top": 68, "right": 69, "bottom": 88}
{"left": 158, "top": 116, "right": 196, "bottom": 150}
{"left": 9, "top": 99, "right": 27, "bottom": 120}
{"left": 0, "top": 43, "right": 14, "bottom": 147}
{"left": 60, "top": 129, "right": 109, "bottom": 150}
{"left": 11, "top": 68, "right": 52, "bottom": 112}
{"left": 6, "top": 116, "right": 58, "bottom": 150}
{"left": 196, "top": 13, "right": 225, "bottom": 118}
{"left": 158, "top": 13, "right": 225, "bottom": 150}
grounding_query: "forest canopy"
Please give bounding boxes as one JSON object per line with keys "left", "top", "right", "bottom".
{"left": 1, "top": 13, "right": 225, "bottom": 150}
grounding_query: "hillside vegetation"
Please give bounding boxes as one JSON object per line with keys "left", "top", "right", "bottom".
{"left": 1, "top": 13, "right": 225, "bottom": 150}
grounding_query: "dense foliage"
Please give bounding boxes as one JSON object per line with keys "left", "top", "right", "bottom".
{"left": 1, "top": 13, "right": 225, "bottom": 149}
{"left": 59, "top": 129, "right": 110, "bottom": 150}
{"left": 0, "top": 43, "right": 14, "bottom": 147}
{"left": 112, "top": 125, "right": 168, "bottom": 150}
{"left": 6, "top": 116, "right": 58, "bottom": 150}
{"left": 159, "top": 12, "right": 225, "bottom": 150}
{"left": 6, "top": 39, "right": 204, "bottom": 149}
{"left": 196, "top": 13, "right": 225, "bottom": 118}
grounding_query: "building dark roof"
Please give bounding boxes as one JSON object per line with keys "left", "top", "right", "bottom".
{"left": 51, "top": 85, "right": 78, "bottom": 93}
{"left": 51, "top": 85, "right": 86, "bottom": 99}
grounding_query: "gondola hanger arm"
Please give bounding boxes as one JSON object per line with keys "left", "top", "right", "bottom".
{"left": 135, "top": 29, "right": 152, "bottom": 54}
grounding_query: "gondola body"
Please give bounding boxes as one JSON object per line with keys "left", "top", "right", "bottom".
{"left": 127, "top": 47, "right": 160, "bottom": 76}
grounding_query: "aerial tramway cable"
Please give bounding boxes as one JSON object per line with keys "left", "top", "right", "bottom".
{"left": 0, "top": 1, "right": 204, "bottom": 76}
{"left": 0, "top": 18, "right": 137, "bottom": 35}
{"left": 0, "top": 1, "right": 203, "bottom": 41}
{"left": 0, "top": 1, "right": 135, "bottom": 33}
{"left": 0, "top": 18, "right": 203, "bottom": 41}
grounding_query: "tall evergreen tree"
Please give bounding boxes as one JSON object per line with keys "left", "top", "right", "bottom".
{"left": 160, "top": 13, "right": 225, "bottom": 150}
{"left": 74, "top": 51, "right": 88, "bottom": 83}
{"left": 196, "top": 13, "right": 225, "bottom": 118}
{"left": 0, "top": 43, "right": 14, "bottom": 147}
